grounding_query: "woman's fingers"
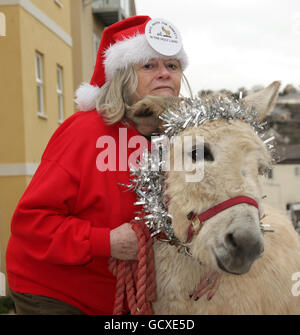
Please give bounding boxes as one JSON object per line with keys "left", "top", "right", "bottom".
{"left": 206, "top": 274, "right": 221, "bottom": 300}
{"left": 189, "top": 271, "right": 222, "bottom": 301}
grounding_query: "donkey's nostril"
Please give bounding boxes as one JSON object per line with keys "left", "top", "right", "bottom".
{"left": 226, "top": 233, "right": 238, "bottom": 248}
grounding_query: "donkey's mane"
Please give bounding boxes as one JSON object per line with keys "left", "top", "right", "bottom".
{"left": 160, "top": 96, "right": 262, "bottom": 137}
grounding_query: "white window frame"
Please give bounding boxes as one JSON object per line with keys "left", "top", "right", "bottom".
{"left": 54, "top": 0, "right": 64, "bottom": 8}
{"left": 57, "top": 65, "right": 64, "bottom": 124}
{"left": 0, "top": 12, "right": 6, "bottom": 37}
{"left": 35, "top": 52, "right": 47, "bottom": 119}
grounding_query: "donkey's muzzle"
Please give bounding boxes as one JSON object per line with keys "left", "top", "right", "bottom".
{"left": 215, "top": 222, "right": 264, "bottom": 275}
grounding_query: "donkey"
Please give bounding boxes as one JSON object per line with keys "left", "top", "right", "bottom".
{"left": 126, "top": 82, "right": 300, "bottom": 314}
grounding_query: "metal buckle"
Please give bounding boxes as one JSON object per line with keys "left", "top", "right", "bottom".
{"left": 191, "top": 215, "right": 203, "bottom": 235}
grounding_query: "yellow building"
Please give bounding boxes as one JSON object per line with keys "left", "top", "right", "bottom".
{"left": 0, "top": 0, "right": 73, "bottom": 294}
{"left": 261, "top": 145, "right": 300, "bottom": 230}
{"left": 0, "top": 0, "right": 136, "bottom": 297}
{"left": 71, "top": 0, "right": 136, "bottom": 96}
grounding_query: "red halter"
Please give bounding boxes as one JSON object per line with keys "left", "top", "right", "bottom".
{"left": 186, "top": 195, "right": 259, "bottom": 243}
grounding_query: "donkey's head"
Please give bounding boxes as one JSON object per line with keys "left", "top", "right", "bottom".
{"left": 127, "top": 81, "right": 280, "bottom": 275}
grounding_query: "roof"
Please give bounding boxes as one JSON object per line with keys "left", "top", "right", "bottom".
{"left": 277, "top": 144, "right": 300, "bottom": 164}
{"left": 277, "top": 93, "right": 300, "bottom": 105}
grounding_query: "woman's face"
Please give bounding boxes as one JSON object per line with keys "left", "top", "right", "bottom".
{"left": 132, "top": 58, "right": 182, "bottom": 103}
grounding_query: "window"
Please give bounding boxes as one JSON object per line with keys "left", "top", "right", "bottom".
{"left": 295, "top": 167, "right": 300, "bottom": 176}
{"left": 120, "top": 0, "right": 130, "bottom": 17}
{"left": 35, "top": 52, "right": 46, "bottom": 118}
{"left": 0, "top": 12, "right": 6, "bottom": 37}
{"left": 267, "top": 168, "right": 273, "bottom": 179}
{"left": 57, "top": 65, "right": 64, "bottom": 123}
{"left": 93, "top": 33, "right": 100, "bottom": 65}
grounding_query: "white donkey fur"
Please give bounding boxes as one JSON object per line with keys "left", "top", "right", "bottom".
{"left": 153, "top": 203, "right": 300, "bottom": 314}
{"left": 126, "top": 82, "right": 300, "bottom": 314}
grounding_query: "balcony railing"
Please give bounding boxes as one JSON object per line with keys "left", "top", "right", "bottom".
{"left": 92, "top": 0, "right": 122, "bottom": 26}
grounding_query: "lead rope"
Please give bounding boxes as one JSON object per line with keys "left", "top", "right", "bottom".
{"left": 109, "top": 221, "right": 156, "bottom": 315}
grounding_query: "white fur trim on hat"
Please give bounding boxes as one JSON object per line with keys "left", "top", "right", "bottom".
{"left": 74, "top": 82, "right": 101, "bottom": 111}
{"left": 75, "top": 34, "right": 189, "bottom": 111}
{"left": 104, "top": 34, "right": 188, "bottom": 81}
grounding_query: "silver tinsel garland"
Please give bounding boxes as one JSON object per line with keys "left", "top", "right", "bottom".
{"left": 121, "top": 95, "right": 277, "bottom": 244}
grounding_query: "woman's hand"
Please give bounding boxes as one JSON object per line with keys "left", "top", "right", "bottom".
{"left": 189, "top": 271, "right": 222, "bottom": 301}
{"left": 110, "top": 223, "right": 138, "bottom": 260}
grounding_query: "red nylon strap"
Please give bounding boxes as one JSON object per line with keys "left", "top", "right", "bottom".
{"left": 198, "top": 195, "right": 259, "bottom": 222}
{"left": 186, "top": 196, "right": 259, "bottom": 243}
{"left": 187, "top": 224, "right": 195, "bottom": 244}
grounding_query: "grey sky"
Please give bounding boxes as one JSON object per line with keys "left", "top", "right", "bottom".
{"left": 135, "top": 0, "right": 300, "bottom": 95}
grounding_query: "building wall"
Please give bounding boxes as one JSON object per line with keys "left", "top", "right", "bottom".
{"left": 0, "top": 5, "right": 26, "bottom": 288}
{"left": 30, "top": 0, "right": 72, "bottom": 36}
{"left": 261, "top": 164, "right": 300, "bottom": 211}
{"left": 70, "top": 0, "right": 84, "bottom": 94}
{"left": 0, "top": 0, "right": 136, "bottom": 294}
{"left": 71, "top": 0, "right": 136, "bottom": 96}
{"left": 19, "top": 6, "right": 73, "bottom": 162}
{"left": 0, "top": 6, "right": 25, "bottom": 165}
{"left": 0, "top": 0, "right": 73, "bottom": 293}
{"left": 71, "top": 0, "right": 105, "bottom": 95}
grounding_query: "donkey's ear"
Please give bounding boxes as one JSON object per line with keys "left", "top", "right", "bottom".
{"left": 243, "top": 81, "right": 281, "bottom": 121}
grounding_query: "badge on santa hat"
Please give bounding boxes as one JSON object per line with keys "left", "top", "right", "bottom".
{"left": 75, "top": 15, "right": 188, "bottom": 112}
{"left": 145, "top": 18, "right": 183, "bottom": 56}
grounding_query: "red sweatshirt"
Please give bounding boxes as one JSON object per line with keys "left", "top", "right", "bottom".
{"left": 6, "top": 110, "right": 148, "bottom": 314}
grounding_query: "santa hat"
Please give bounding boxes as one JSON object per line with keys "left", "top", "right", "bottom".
{"left": 75, "top": 15, "right": 188, "bottom": 111}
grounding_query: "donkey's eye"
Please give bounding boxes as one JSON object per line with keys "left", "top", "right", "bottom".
{"left": 190, "top": 148, "right": 202, "bottom": 162}
{"left": 204, "top": 145, "right": 214, "bottom": 161}
{"left": 189, "top": 145, "right": 214, "bottom": 162}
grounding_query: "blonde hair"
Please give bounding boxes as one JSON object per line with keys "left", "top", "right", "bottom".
{"left": 96, "top": 66, "right": 138, "bottom": 124}
{"left": 96, "top": 64, "right": 192, "bottom": 125}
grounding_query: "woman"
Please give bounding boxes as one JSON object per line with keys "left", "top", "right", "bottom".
{"left": 6, "top": 15, "right": 189, "bottom": 315}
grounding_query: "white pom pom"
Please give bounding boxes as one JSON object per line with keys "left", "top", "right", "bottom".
{"left": 74, "top": 82, "right": 101, "bottom": 111}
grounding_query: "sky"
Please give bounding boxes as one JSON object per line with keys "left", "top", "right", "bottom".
{"left": 135, "top": 0, "right": 300, "bottom": 96}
